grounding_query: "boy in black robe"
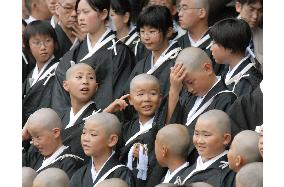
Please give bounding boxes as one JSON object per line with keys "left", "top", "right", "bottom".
{"left": 179, "top": 110, "right": 235, "bottom": 187}
{"left": 51, "top": 0, "right": 136, "bottom": 114}
{"left": 155, "top": 124, "right": 190, "bottom": 184}
{"left": 176, "top": 0, "right": 224, "bottom": 75}
{"left": 209, "top": 18, "right": 262, "bottom": 97}
{"left": 22, "top": 108, "right": 84, "bottom": 179}
{"left": 70, "top": 112, "right": 136, "bottom": 187}
{"left": 157, "top": 47, "right": 237, "bottom": 165}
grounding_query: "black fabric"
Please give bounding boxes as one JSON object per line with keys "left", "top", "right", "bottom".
{"left": 70, "top": 155, "right": 136, "bottom": 187}
{"left": 51, "top": 31, "right": 136, "bottom": 115}
{"left": 180, "top": 154, "right": 236, "bottom": 187}
{"left": 22, "top": 58, "right": 58, "bottom": 126}
{"left": 221, "top": 58, "right": 263, "bottom": 97}
{"left": 23, "top": 146, "right": 84, "bottom": 179}
{"left": 54, "top": 24, "right": 73, "bottom": 59}
{"left": 177, "top": 31, "right": 225, "bottom": 76}
{"left": 160, "top": 164, "right": 190, "bottom": 184}
{"left": 22, "top": 50, "right": 35, "bottom": 83}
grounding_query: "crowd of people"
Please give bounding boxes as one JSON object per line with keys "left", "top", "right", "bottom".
{"left": 21, "top": 0, "right": 263, "bottom": 186}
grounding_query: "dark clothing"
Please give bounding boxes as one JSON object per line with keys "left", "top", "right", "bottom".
{"left": 70, "top": 155, "right": 136, "bottom": 187}
{"left": 22, "top": 50, "right": 35, "bottom": 83}
{"left": 54, "top": 24, "right": 73, "bottom": 59}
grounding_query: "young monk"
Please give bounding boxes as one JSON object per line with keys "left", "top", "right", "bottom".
{"left": 32, "top": 168, "right": 69, "bottom": 187}
{"left": 22, "top": 167, "right": 37, "bottom": 187}
{"left": 96, "top": 178, "right": 128, "bottom": 187}
{"left": 235, "top": 162, "right": 263, "bottom": 187}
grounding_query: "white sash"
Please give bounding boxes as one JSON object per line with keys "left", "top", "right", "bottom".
{"left": 37, "top": 62, "right": 58, "bottom": 82}
{"left": 186, "top": 90, "right": 235, "bottom": 126}
{"left": 163, "top": 162, "right": 189, "bottom": 183}
{"left": 69, "top": 37, "right": 80, "bottom": 51}
{"left": 147, "top": 47, "right": 181, "bottom": 75}
{"left": 191, "top": 34, "right": 210, "bottom": 47}
{"left": 82, "top": 109, "right": 102, "bottom": 121}
{"left": 80, "top": 34, "right": 116, "bottom": 62}
{"left": 22, "top": 52, "right": 28, "bottom": 65}
{"left": 125, "top": 32, "right": 139, "bottom": 46}
{"left": 93, "top": 165, "right": 125, "bottom": 187}
{"left": 225, "top": 62, "right": 255, "bottom": 86}
{"left": 125, "top": 125, "right": 153, "bottom": 146}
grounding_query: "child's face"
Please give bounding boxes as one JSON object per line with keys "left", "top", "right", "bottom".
{"left": 28, "top": 125, "right": 58, "bottom": 157}
{"left": 77, "top": 0, "right": 106, "bottom": 34}
{"left": 140, "top": 26, "right": 168, "bottom": 52}
{"left": 236, "top": 2, "right": 262, "bottom": 29}
{"left": 63, "top": 66, "right": 97, "bottom": 104}
{"left": 29, "top": 34, "right": 55, "bottom": 63}
{"left": 193, "top": 119, "right": 228, "bottom": 162}
{"left": 210, "top": 42, "right": 231, "bottom": 64}
{"left": 178, "top": 0, "right": 201, "bottom": 30}
{"left": 57, "top": 0, "right": 77, "bottom": 29}
{"left": 81, "top": 120, "right": 110, "bottom": 157}
{"left": 183, "top": 68, "right": 212, "bottom": 97}
{"left": 129, "top": 80, "right": 162, "bottom": 122}
{"left": 109, "top": 8, "right": 127, "bottom": 32}
{"left": 227, "top": 139, "right": 239, "bottom": 172}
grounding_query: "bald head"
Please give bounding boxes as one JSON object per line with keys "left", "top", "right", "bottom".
{"left": 232, "top": 130, "right": 262, "bottom": 164}
{"left": 130, "top": 73, "right": 161, "bottom": 93}
{"left": 23, "top": 167, "right": 37, "bottom": 187}
{"left": 197, "top": 110, "right": 232, "bottom": 135}
{"left": 156, "top": 124, "right": 190, "bottom": 158}
{"left": 236, "top": 162, "right": 263, "bottom": 187}
{"left": 155, "top": 183, "right": 178, "bottom": 187}
{"left": 96, "top": 178, "right": 128, "bottom": 187}
{"left": 32, "top": 168, "right": 69, "bottom": 187}
{"left": 27, "top": 108, "right": 62, "bottom": 131}
{"left": 176, "top": 47, "right": 212, "bottom": 72}
{"left": 85, "top": 112, "right": 121, "bottom": 137}
{"left": 186, "top": 182, "right": 213, "bottom": 187}
{"left": 65, "top": 63, "right": 96, "bottom": 80}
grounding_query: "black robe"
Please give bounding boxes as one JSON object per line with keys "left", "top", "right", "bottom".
{"left": 60, "top": 102, "right": 98, "bottom": 163}
{"left": 22, "top": 50, "right": 35, "bottom": 83}
{"left": 177, "top": 31, "right": 225, "bottom": 76}
{"left": 180, "top": 154, "right": 236, "bottom": 187}
{"left": 228, "top": 84, "right": 263, "bottom": 131}
{"left": 70, "top": 154, "right": 136, "bottom": 187}
{"left": 22, "top": 58, "right": 58, "bottom": 126}
{"left": 119, "top": 118, "right": 167, "bottom": 187}
{"left": 155, "top": 80, "right": 237, "bottom": 165}
{"left": 23, "top": 146, "right": 84, "bottom": 179}
{"left": 160, "top": 165, "right": 190, "bottom": 184}
{"left": 222, "top": 58, "right": 263, "bottom": 97}
{"left": 51, "top": 30, "right": 136, "bottom": 115}
{"left": 54, "top": 24, "right": 73, "bottom": 59}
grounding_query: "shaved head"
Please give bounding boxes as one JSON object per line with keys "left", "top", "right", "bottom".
{"left": 23, "top": 167, "right": 37, "bottom": 187}
{"left": 156, "top": 124, "right": 190, "bottom": 158}
{"left": 26, "top": 108, "right": 62, "bottom": 131}
{"left": 236, "top": 162, "right": 263, "bottom": 187}
{"left": 85, "top": 112, "right": 121, "bottom": 137}
{"left": 96, "top": 178, "right": 128, "bottom": 187}
{"left": 186, "top": 182, "right": 213, "bottom": 187}
{"left": 130, "top": 73, "right": 161, "bottom": 93}
{"left": 197, "top": 110, "right": 232, "bottom": 135}
{"left": 155, "top": 183, "right": 178, "bottom": 187}
{"left": 231, "top": 130, "right": 262, "bottom": 164}
{"left": 32, "top": 168, "right": 69, "bottom": 187}
{"left": 65, "top": 63, "right": 96, "bottom": 80}
{"left": 176, "top": 47, "right": 212, "bottom": 72}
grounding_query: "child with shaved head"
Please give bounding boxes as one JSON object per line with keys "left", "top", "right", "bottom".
{"left": 235, "top": 162, "right": 263, "bottom": 187}
{"left": 227, "top": 130, "right": 262, "bottom": 172}
{"left": 155, "top": 124, "right": 190, "bottom": 184}
{"left": 96, "top": 178, "right": 128, "bottom": 187}
{"left": 32, "top": 168, "right": 69, "bottom": 187}
{"left": 160, "top": 47, "right": 236, "bottom": 164}
{"left": 22, "top": 108, "right": 84, "bottom": 178}
{"left": 70, "top": 112, "right": 136, "bottom": 187}
{"left": 179, "top": 110, "right": 235, "bottom": 186}
{"left": 22, "top": 167, "right": 37, "bottom": 187}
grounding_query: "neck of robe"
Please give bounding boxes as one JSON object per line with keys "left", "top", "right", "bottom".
{"left": 92, "top": 150, "right": 114, "bottom": 172}
{"left": 89, "top": 27, "right": 108, "bottom": 47}
{"left": 152, "top": 40, "right": 170, "bottom": 65}
{"left": 188, "top": 24, "right": 208, "bottom": 42}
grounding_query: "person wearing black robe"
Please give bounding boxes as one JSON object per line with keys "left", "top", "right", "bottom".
{"left": 23, "top": 145, "right": 84, "bottom": 179}
{"left": 54, "top": 24, "right": 74, "bottom": 58}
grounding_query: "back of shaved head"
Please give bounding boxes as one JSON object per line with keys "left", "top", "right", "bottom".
{"left": 65, "top": 63, "right": 96, "bottom": 80}
{"left": 157, "top": 124, "right": 190, "bottom": 158}
{"left": 23, "top": 167, "right": 37, "bottom": 187}
{"left": 86, "top": 112, "right": 121, "bottom": 137}
{"left": 130, "top": 73, "right": 161, "bottom": 93}
{"left": 236, "top": 162, "right": 263, "bottom": 187}
{"left": 96, "top": 178, "right": 128, "bottom": 187}
{"left": 232, "top": 130, "right": 262, "bottom": 163}
{"left": 27, "top": 108, "right": 62, "bottom": 131}
{"left": 197, "top": 109, "right": 232, "bottom": 134}
{"left": 176, "top": 47, "right": 212, "bottom": 72}
{"left": 32, "top": 168, "right": 69, "bottom": 187}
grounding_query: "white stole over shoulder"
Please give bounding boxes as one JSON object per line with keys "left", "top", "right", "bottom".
{"left": 162, "top": 162, "right": 189, "bottom": 183}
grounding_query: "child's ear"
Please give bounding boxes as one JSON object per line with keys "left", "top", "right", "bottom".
{"left": 223, "top": 133, "right": 232, "bottom": 146}
{"left": 162, "top": 145, "right": 168, "bottom": 157}
{"left": 203, "top": 63, "right": 213, "bottom": 73}
{"left": 235, "top": 155, "right": 243, "bottom": 169}
{"left": 108, "top": 134, "right": 118, "bottom": 147}
{"left": 52, "top": 128, "right": 61, "bottom": 138}
{"left": 123, "top": 12, "right": 130, "bottom": 24}
{"left": 63, "top": 80, "right": 69, "bottom": 92}
{"left": 128, "top": 94, "right": 133, "bottom": 106}
{"left": 235, "top": 2, "right": 242, "bottom": 13}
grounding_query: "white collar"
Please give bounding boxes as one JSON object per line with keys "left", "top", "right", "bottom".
{"left": 25, "top": 15, "right": 37, "bottom": 24}
{"left": 163, "top": 162, "right": 189, "bottom": 183}
{"left": 225, "top": 56, "right": 249, "bottom": 82}
{"left": 65, "top": 101, "right": 94, "bottom": 129}
{"left": 31, "top": 55, "right": 54, "bottom": 86}
{"left": 151, "top": 41, "right": 177, "bottom": 68}
{"left": 139, "top": 117, "right": 154, "bottom": 132}
{"left": 196, "top": 150, "right": 228, "bottom": 171}
{"left": 188, "top": 32, "right": 206, "bottom": 46}
{"left": 37, "top": 145, "right": 68, "bottom": 172}
{"left": 50, "top": 15, "right": 56, "bottom": 28}
{"left": 91, "top": 151, "right": 115, "bottom": 183}
{"left": 87, "top": 28, "right": 111, "bottom": 52}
